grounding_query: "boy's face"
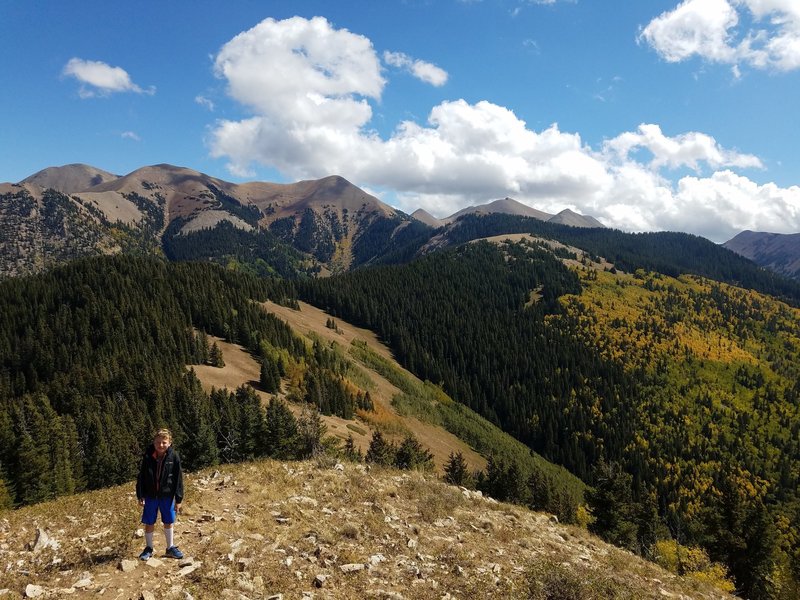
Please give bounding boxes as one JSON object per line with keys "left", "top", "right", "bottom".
{"left": 154, "top": 435, "right": 171, "bottom": 456}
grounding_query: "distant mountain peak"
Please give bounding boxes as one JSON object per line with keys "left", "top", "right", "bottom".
{"left": 724, "top": 230, "right": 800, "bottom": 280}
{"left": 19, "top": 164, "right": 119, "bottom": 194}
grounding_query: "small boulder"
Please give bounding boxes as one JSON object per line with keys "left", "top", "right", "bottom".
{"left": 25, "top": 584, "right": 45, "bottom": 598}
{"left": 120, "top": 559, "right": 138, "bottom": 573}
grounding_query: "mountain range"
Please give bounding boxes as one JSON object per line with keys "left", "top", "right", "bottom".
{"left": 4, "top": 162, "right": 798, "bottom": 284}
{"left": 1, "top": 163, "right": 604, "bottom": 279}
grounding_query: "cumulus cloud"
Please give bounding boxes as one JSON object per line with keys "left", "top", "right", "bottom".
{"left": 208, "top": 16, "right": 800, "bottom": 242}
{"left": 640, "top": 0, "right": 800, "bottom": 72}
{"left": 62, "top": 58, "right": 153, "bottom": 97}
{"left": 384, "top": 51, "right": 449, "bottom": 86}
{"left": 121, "top": 131, "right": 141, "bottom": 141}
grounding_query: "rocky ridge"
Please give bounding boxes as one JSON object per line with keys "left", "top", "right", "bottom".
{"left": 1, "top": 460, "right": 733, "bottom": 599}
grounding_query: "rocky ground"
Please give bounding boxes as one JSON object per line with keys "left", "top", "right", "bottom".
{"left": 0, "top": 459, "right": 735, "bottom": 600}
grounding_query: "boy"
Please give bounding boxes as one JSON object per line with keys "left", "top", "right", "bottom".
{"left": 136, "top": 428, "right": 184, "bottom": 560}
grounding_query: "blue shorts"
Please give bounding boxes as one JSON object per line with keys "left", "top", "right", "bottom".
{"left": 141, "top": 497, "right": 177, "bottom": 525}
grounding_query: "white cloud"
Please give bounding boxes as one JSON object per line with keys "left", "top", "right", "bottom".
{"left": 384, "top": 51, "right": 449, "bottom": 86}
{"left": 195, "top": 95, "right": 215, "bottom": 111}
{"left": 121, "top": 131, "right": 141, "bottom": 141}
{"left": 208, "top": 16, "right": 800, "bottom": 243}
{"left": 602, "top": 123, "right": 762, "bottom": 171}
{"left": 640, "top": 0, "right": 800, "bottom": 72}
{"left": 62, "top": 58, "right": 153, "bottom": 97}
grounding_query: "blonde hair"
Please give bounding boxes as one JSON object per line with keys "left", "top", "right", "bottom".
{"left": 153, "top": 428, "right": 172, "bottom": 442}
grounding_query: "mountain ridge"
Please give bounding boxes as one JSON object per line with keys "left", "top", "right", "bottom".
{"left": 723, "top": 230, "right": 800, "bottom": 280}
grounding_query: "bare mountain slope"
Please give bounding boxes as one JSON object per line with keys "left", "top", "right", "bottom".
{"left": 723, "top": 230, "right": 800, "bottom": 280}
{"left": 20, "top": 164, "right": 118, "bottom": 194}
{"left": 446, "top": 197, "right": 553, "bottom": 223}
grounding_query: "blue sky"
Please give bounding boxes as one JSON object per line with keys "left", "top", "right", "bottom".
{"left": 2, "top": 0, "right": 799, "bottom": 242}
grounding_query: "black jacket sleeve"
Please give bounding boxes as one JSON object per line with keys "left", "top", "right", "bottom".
{"left": 135, "top": 455, "right": 147, "bottom": 500}
{"left": 173, "top": 452, "right": 184, "bottom": 504}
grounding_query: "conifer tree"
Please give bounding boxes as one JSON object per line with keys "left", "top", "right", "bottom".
{"left": 263, "top": 397, "right": 299, "bottom": 459}
{"left": 365, "top": 430, "right": 395, "bottom": 466}
{"left": 209, "top": 342, "right": 225, "bottom": 367}
{"left": 395, "top": 434, "right": 434, "bottom": 471}
{"left": 585, "top": 460, "right": 638, "bottom": 551}
{"left": 343, "top": 435, "right": 362, "bottom": 462}
{"left": 444, "top": 451, "right": 472, "bottom": 487}
{"left": 297, "top": 404, "right": 327, "bottom": 459}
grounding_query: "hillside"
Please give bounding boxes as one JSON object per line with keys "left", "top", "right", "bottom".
{"left": 723, "top": 231, "right": 800, "bottom": 281}
{"left": 0, "top": 459, "right": 735, "bottom": 600}
{"left": 298, "top": 235, "right": 800, "bottom": 597}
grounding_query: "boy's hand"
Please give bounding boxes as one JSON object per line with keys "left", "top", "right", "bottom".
{"left": 138, "top": 498, "right": 144, "bottom": 506}
{"left": 175, "top": 503, "right": 182, "bottom": 513}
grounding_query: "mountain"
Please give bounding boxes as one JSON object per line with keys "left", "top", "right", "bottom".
{"left": 410, "top": 208, "right": 444, "bottom": 228}
{"left": 0, "top": 164, "right": 424, "bottom": 278}
{"left": 20, "top": 163, "right": 118, "bottom": 193}
{"left": 723, "top": 230, "right": 800, "bottom": 280}
{"left": 548, "top": 208, "right": 605, "bottom": 228}
{"left": 445, "top": 196, "right": 555, "bottom": 222}
{"left": 423, "top": 196, "right": 605, "bottom": 228}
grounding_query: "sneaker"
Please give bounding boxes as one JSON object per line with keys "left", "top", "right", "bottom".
{"left": 165, "top": 546, "right": 184, "bottom": 559}
{"left": 138, "top": 546, "right": 154, "bottom": 561}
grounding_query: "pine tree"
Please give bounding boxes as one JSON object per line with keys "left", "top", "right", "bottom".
{"left": 585, "top": 460, "right": 638, "bottom": 551}
{"left": 395, "top": 434, "right": 434, "bottom": 471}
{"left": 444, "top": 451, "right": 472, "bottom": 487}
{"left": 365, "top": 430, "right": 395, "bottom": 466}
{"left": 343, "top": 435, "right": 362, "bottom": 462}
{"left": 209, "top": 342, "right": 225, "bottom": 367}
{"left": 263, "top": 397, "right": 299, "bottom": 459}
{"left": 296, "top": 404, "right": 327, "bottom": 459}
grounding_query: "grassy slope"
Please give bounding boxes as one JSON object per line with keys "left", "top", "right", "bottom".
{"left": 201, "top": 297, "right": 586, "bottom": 502}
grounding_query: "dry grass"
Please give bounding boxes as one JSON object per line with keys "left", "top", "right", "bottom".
{"left": 0, "top": 459, "right": 735, "bottom": 600}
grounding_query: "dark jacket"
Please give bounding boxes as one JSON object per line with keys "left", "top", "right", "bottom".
{"left": 136, "top": 444, "right": 184, "bottom": 503}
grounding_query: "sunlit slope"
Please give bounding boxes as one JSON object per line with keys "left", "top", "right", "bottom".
{"left": 558, "top": 267, "right": 800, "bottom": 514}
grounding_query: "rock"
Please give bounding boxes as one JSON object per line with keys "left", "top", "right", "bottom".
{"left": 141, "top": 592, "right": 156, "bottom": 600}
{"left": 334, "top": 463, "right": 344, "bottom": 471}
{"left": 289, "top": 495, "right": 318, "bottom": 507}
{"left": 407, "top": 538, "right": 417, "bottom": 549}
{"left": 266, "top": 595, "right": 284, "bottom": 600}
{"left": 24, "top": 584, "right": 45, "bottom": 598}
{"left": 31, "top": 528, "right": 59, "bottom": 552}
{"left": 73, "top": 577, "right": 92, "bottom": 588}
{"left": 368, "top": 554, "right": 387, "bottom": 566}
{"left": 135, "top": 528, "right": 145, "bottom": 538}
{"left": 146, "top": 557, "right": 164, "bottom": 568}
{"left": 314, "top": 573, "right": 329, "bottom": 587}
{"left": 178, "top": 563, "right": 201, "bottom": 577}
{"left": 340, "top": 563, "right": 366, "bottom": 573}
{"left": 549, "top": 515, "right": 559, "bottom": 524}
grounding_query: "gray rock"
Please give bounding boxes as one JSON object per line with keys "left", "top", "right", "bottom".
{"left": 179, "top": 562, "right": 201, "bottom": 577}
{"left": 145, "top": 557, "right": 164, "bottom": 568}
{"left": 314, "top": 573, "right": 329, "bottom": 587}
{"left": 340, "top": 563, "right": 366, "bottom": 573}
{"left": 141, "top": 592, "right": 156, "bottom": 600}
{"left": 24, "top": 584, "right": 45, "bottom": 598}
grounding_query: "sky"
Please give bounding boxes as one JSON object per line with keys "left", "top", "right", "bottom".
{"left": 2, "top": 0, "right": 799, "bottom": 243}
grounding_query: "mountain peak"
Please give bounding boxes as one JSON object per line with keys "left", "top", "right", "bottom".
{"left": 19, "top": 164, "right": 118, "bottom": 194}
